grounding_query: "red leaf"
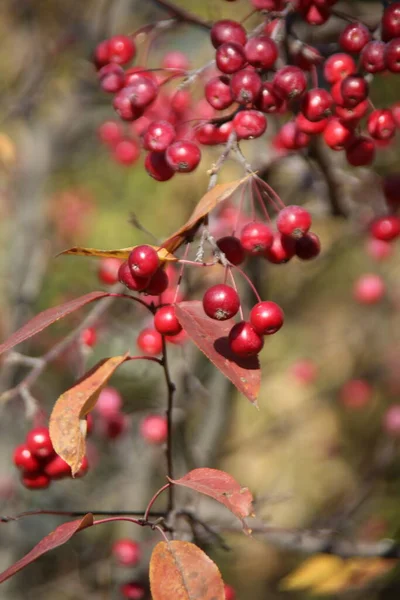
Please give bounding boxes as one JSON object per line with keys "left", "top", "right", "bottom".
{"left": 169, "top": 468, "right": 254, "bottom": 533}
{"left": 0, "top": 514, "right": 93, "bottom": 584}
{"left": 149, "top": 540, "right": 225, "bottom": 600}
{"left": 174, "top": 301, "right": 261, "bottom": 404}
{"left": 0, "top": 292, "right": 110, "bottom": 356}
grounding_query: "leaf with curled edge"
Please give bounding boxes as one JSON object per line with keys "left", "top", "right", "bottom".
{"left": 0, "top": 291, "right": 110, "bottom": 357}
{"left": 150, "top": 540, "right": 225, "bottom": 600}
{"left": 169, "top": 468, "right": 254, "bottom": 534}
{"left": 49, "top": 354, "right": 129, "bottom": 476}
{"left": 175, "top": 301, "right": 261, "bottom": 404}
{"left": 58, "top": 245, "right": 177, "bottom": 262}
{"left": 0, "top": 514, "right": 93, "bottom": 584}
{"left": 161, "top": 175, "right": 251, "bottom": 254}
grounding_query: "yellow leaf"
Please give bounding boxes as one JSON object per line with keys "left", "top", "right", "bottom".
{"left": 280, "top": 554, "right": 344, "bottom": 591}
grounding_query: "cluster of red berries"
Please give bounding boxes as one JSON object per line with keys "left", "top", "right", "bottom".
{"left": 13, "top": 427, "right": 88, "bottom": 489}
{"left": 95, "top": 386, "right": 129, "bottom": 439}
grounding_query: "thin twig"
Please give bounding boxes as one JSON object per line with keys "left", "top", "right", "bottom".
{"left": 161, "top": 338, "right": 176, "bottom": 513}
{"left": 150, "top": 0, "right": 212, "bottom": 29}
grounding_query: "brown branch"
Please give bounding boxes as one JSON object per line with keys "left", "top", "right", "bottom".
{"left": 308, "top": 138, "right": 348, "bottom": 218}
{"left": 151, "top": 0, "right": 212, "bottom": 29}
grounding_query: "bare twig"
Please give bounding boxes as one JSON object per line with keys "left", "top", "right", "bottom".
{"left": 150, "top": 0, "right": 212, "bottom": 29}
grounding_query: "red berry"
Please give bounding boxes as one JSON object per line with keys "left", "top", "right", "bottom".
{"left": 203, "top": 284, "right": 240, "bottom": 321}
{"left": 367, "top": 109, "right": 396, "bottom": 141}
{"left": 295, "top": 232, "right": 321, "bottom": 260}
{"left": 244, "top": 35, "right": 278, "bottom": 69}
{"left": 44, "top": 455, "right": 72, "bottom": 479}
{"left": 250, "top": 301, "right": 284, "bottom": 335}
{"left": 143, "top": 120, "right": 176, "bottom": 152}
{"left": 113, "top": 139, "right": 140, "bottom": 166}
{"left": 299, "top": 2, "right": 331, "bottom": 25}
{"left": 26, "top": 427, "right": 54, "bottom": 459}
{"left": 278, "top": 121, "right": 310, "bottom": 150}
{"left": 366, "top": 238, "right": 393, "bottom": 261}
{"left": 101, "top": 413, "right": 128, "bottom": 440}
{"left": 205, "top": 76, "right": 234, "bottom": 111}
{"left": 224, "top": 584, "right": 236, "bottom": 600}
{"left": 264, "top": 232, "right": 296, "bottom": 264}
{"left": 108, "top": 35, "right": 136, "bottom": 65}
{"left": 75, "top": 455, "right": 89, "bottom": 478}
{"left": 383, "top": 173, "right": 400, "bottom": 211}
{"left": 383, "top": 404, "right": 400, "bottom": 436}
{"left": 165, "top": 141, "right": 201, "bottom": 173}
{"left": 154, "top": 305, "right": 182, "bottom": 336}
{"left": 273, "top": 66, "right": 307, "bottom": 100}
{"left": 277, "top": 205, "right": 312, "bottom": 239}
{"left": 94, "top": 40, "right": 111, "bottom": 69}
{"left": 112, "top": 539, "right": 141, "bottom": 566}
{"left": 113, "top": 87, "right": 144, "bottom": 122}
{"left": 137, "top": 328, "right": 163, "bottom": 355}
{"left": 120, "top": 582, "right": 146, "bottom": 599}
{"left": 240, "top": 221, "right": 273, "bottom": 255}
{"left": 296, "top": 113, "right": 328, "bottom": 135}
{"left": 98, "top": 64, "right": 125, "bottom": 93}
{"left": 118, "top": 261, "right": 149, "bottom": 291}
{"left": 98, "top": 257, "right": 122, "bottom": 285}
{"left": 370, "top": 216, "right": 400, "bottom": 241}
{"left": 323, "top": 53, "right": 356, "bottom": 83}
{"left": 21, "top": 472, "right": 50, "bottom": 490}
{"left": 340, "top": 75, "right": 369, "bottom": 108}
{"left": 345, "top": 136, "right": 375, "bottom": 166}
{"left": 339, "top": 379, "right": 372, "bottom": 409}
{"left": 353, "top": 273, "right": 385, "bottom": 305}
{"left": 216, "top": 236, "right": 245, "bottom": 265}
{"left": 290, "top": 359, "right": 318, "bottom": 385}
{"left": 145, "top": 151, "right": 175, "bottom": 181}
{"left": 335, "top": 99, "right": 369, "bottom": 124}
{"left": 98, "top": 121, "right": 124, "bottom": 146}
{"left": 80, "top": 327, "right": 97, "bottom": 347}
{"left": 339, "top": 22, "right": 370, "bottom": 53}
{"left": 228, "top": 321, "right": 264, "bottom": 357}
{"left": 360, "top": 41, "right": 386, "bottom": 73}
{"left": 140, "top": 415, "right": 168, "bottom": 444}
{"left": 145, "top": 267, "right": 169, "bottom": 295}
{"left": 230, "top": 69, "right": 262, "bottom": 105}
{"left": 96, "top": 386, "right": 122, "bottom": 417}
{"left": 301, "top": 88, "right": 333, "bottom": 122}
{"left": 323, "top": 117, "right": 353, "bottom": 150}
{"left": 210, "top": 20, "right": 247, "bottom": 48}
{"left": 232, "top": 110, "right": 266, "bottom": 140}
{"left": 162, "top": 51, "right": 189, "bottom": 71}
{"left": 216, "top": 42, "right": 246, "bottom": 74}
{"left": 251, "top": 0, "right": 284, "bottom": 9}
{"left": 125, "top": 67, "right": 157, "bottom": 86}
{"left": 13, "top": 444, "right": 41, "bottom": 472}
{"left": 255, "top": 82, "right": 285, "bottom": 113}
{"left": 382, "top": 2, "right": 400, "bottom": 41}
{"left": 128, "top": 245, "right": 160, "bottom": 278}
{"left": 385, "top": 38, "right": 400, "bottom": 73}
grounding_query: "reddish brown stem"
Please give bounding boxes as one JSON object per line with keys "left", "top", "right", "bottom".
{"left": 144, "top": 483, "right": 171, "bottom": 521}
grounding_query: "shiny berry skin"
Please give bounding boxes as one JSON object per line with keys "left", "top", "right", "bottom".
{"left": 345, "top": 136, "right": 375, "bottom": 167}
{"left": 26, "top": 427, "right": 54, "bottom": 459}
{"left": 128, "top": 245, "right": 160, "bottom": 279}
{"left": 323, "top": 53, "right": 356, "bottom": 83}
{"left": 295, "top": 232, "right": 321, "bottom": 260}
{"left": 264, "top": 232, "right": 296, "bottom": 264}
{"left": 118, "top": 261, "right": 149, "bottom": 291}
{"left": 13, "top": 444, "right": 41, "bottom": 472}
{"left": 22, "top": 472, "right": 50, "bottom": 490}
{"left": 339, "top": 379, "right": 372, "bottom": 409}
{"left": 145, "top": 267, "right": 169, "bottom": 295}
{"left": 216, "top": 42, "right": 247, "bottom": 74}
{"left": 278, "top": 121, "right": 310, "bottom": 150}
{"left": 301, "top": 88, "right": 333, "bottom": 122}
{"left": 296, "top": 113, "right": 328, "bottom": 135}
{"left": 277, "top": 205, "right": 312, "bottom": 239}
{"left": 232, "top": 110, "right": 266, "bottom": 140}
{"left": 113, "top": 139, "right": 140, "bottom": 166}
{"left": 323, "top": 117, "right": 353, "bottom": 150}
{"left": 143, "top": 120, "right": 176, "bottom": 152}
{"left": 125, "top": 67, "right": 157, "bottom": 87}
{"left": 216, "top": 236, "right": 245, "bottom": 265}
{"left": 98, "top": 64, "right": 125, "bottom": 93}
{"left": 205, "top": 76, "right": 234, "bottom": 110}
{"left": 210, "top": 20, "right": 247, "bottom": 48}
{"left": 113, "top": 88, "right": 144, "bottom": 122}
{"left": 385, "top": 38, "right": 400, "bottom": 73}
{"left": 240, "top": 221, "right": 273, "bottom": 255}
{"left": 230, "top": 69, "right": 262, "bottom": 105}
{"left": 353, "top": 273, "right": 385, "bottom": 305}
{"left": 154, "top": 305, "right": 182, "bottom": 336}
{"left": 145, "top": 151, "right": 175, "bottom": 181}
{"left": 98, "top": 257, "right": 121, "bottom": 285}
{"left": 255, "top": 82, "right": 284, "bottom": 113}
{"left": 203, "top": 284, "right": 240, "bottom": 321}
{"left": 367, "top": 109, "right": 396, "bottom": 141}
{"left": 112, "top": 539, "right": 141, "bottom": 567}
{"left": 228, "top": 321, "right": 264, "bottom": 357}
{"left": 340, "top": 75, "right": 369, "bottom": 108}
{"left": 383, "top": 405, "right": 400, "bottom": 436}
{"left": 382, "top": 2, "right": 400, "bottom": 41}
{"left": 137, "top": 328, "right": 163, "bottom": 355}
{"left": 339, "top": 22, "right": 370, "bottom": 53}
{"left": 140, "top": 415, "right": 168, "bottom": 444}
{"left": 383, "top": 173, "right": 400, "bottom": 211}
{"left": 127, "top": 77, "right": 158, "bottom": 109}
{"left": 360, "top": 41, "right": 386, "bottom": 73}
{"left": 107, "top": 35, "right": 136, "bottom": 65}
{"left": 44, "top": 455, "right": 71, "bottom": 479}
{"left": 250, "top": 301, "right": 284, "bottom": 335}
{"left": 299, "top": 2, "right": 330, "bottom": 25}
{"left": 273, "top": 66, "right": 307, "bottom": 100}
{"left": 244, "top": 36, "right": 278, "bottom": 69}
{"left": 370, "top": 216, "right": 400, "bottom": 241}
{"left": 80, "top": 327, "right": 97, "bottom": 347}
{"left": 94, "top": 40, "right": 111, "bottom": 69}
{"left": 224, "top": 584, "right": 236, "bottom": 600}
{"left": 335, "top": 99, "right": 369, "bottom": 124}
{"left": 165, "top": 141, "right": 201, "bottom": 173}
{"left": 96, "top": 387, "right": 122, "bottom": 417}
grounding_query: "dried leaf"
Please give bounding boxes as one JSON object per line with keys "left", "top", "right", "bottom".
{"left": 175, "top": 301, "right": 261, "bottom": 404}
{"left": 0, "top": 514, "right": 93, "bottom": 584}
{"left": 280, "top": 555, "right": 344, "bottom": 591}
{"left": 49, "top": 355, "right": 129, "bottom": 475}
{"left": 59, "top": 245, "right": 177, "bottom": 262}
{"left": 169, "top": 468, "right": 254, "bottom": 533}
{"left": 150, "top": 540, "right": 224, "bottom": 600}
{"left": 0, "top": 292, "right": 110, "bottom": 357}
{"left": 161, "top": 176, "right": 250, "bottom": 254}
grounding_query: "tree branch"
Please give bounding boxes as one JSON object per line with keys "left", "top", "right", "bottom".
{"left": 150, "top": 0, "right": 212, "bottom": 29}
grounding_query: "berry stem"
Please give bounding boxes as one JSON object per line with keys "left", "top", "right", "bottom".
{"left": 252, "top": 178, "right": 271, "bottom": 223}
{"left": 228, "top": 269, "right": 244, "bottom": 321}
{"left": 161, "top": 337, "right": 176, "bottom": 513}
{"left": 232, "top": 264, "right": 262, "bottom": 303}
{"left": 144, "top": 483, "right": 171, "bottom": 521}
{"left": 0, "top": 509, "right": 166, "bottom": 522}
{"left": 173, "top": 242, "right": 190, "bottom": 304}
{"left": 151, "top": 0, "right": 212, "bottom": 30}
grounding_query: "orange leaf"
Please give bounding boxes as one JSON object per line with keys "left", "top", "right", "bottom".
{"left": 58, "top": 245, "right": 177, "bottom": 262}
{"left": 49, "top": 355, "right": 129, "bottom": 475}
{"left": 0, "top": 514, "right": 93, "bottom": 584}
{"left": 161, "top": 176, "right": 250, "bottom": 254}
{"left": 169, "top": 468, "right": 254, "bottom": 533}
{"left": 150, "top": 540, "right": 224, "bottom": 600}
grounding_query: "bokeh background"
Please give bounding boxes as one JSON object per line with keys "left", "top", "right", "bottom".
{"left": 1, "top": 0, "right": 400, "bottom": 598}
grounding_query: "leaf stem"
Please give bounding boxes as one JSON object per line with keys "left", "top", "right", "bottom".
{"left": 144, "top": 483, "right": 171, "bottom": 522}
